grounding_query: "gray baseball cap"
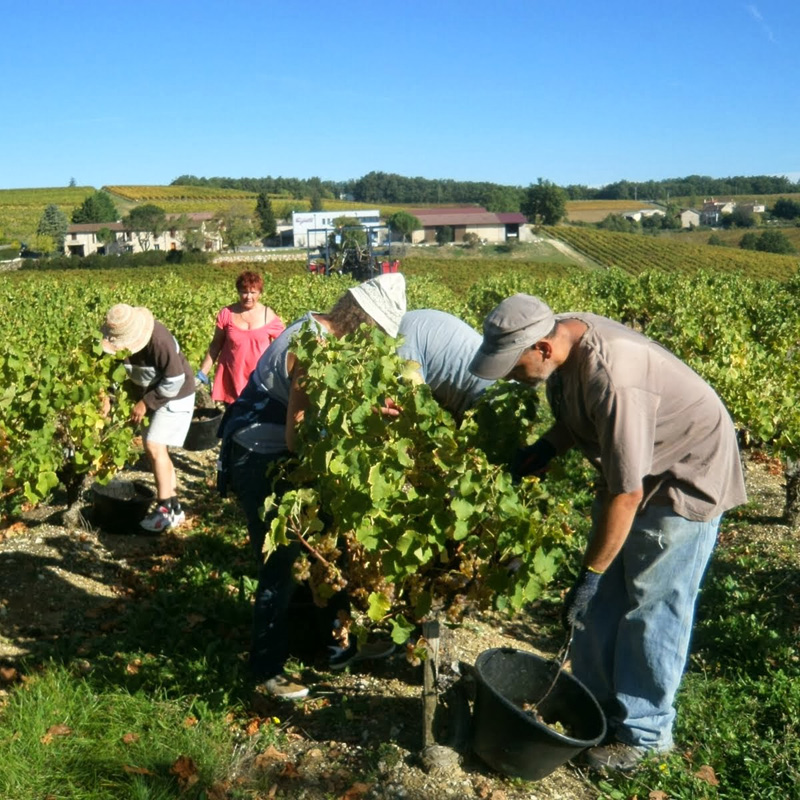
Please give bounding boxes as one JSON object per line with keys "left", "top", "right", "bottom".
{"left": 469, "top": 294, "right": 556, "bottom": 379}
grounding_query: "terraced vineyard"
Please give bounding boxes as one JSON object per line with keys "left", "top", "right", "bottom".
{"left": 103, "top": 185, "right": 258, "bottom": 202}
{"left": 0, "top": 186, "right": 95, "bottom": 245}
{"left": 564, "top": 199, "right": 662, "bottom": 223}
{"left": 546, "top": 225, "right": 800, "bottom": 279}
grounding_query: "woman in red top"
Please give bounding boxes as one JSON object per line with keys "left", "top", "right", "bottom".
{"left": 198, "top": 271, "right": 285, "bottom": 404}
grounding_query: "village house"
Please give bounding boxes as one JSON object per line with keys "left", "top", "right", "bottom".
{"left": 404, "top": 207, "right": 532, "bottom": 244}
{"left": 63, "top": 212, "right": 222, "bottom": 257}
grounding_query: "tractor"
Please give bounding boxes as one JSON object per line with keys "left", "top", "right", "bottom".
{"left": 307, "top": 224, "right": 399, "bottom": 281}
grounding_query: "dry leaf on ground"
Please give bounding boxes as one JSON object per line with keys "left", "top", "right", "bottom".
{"left": 695, "top": 764, "right": 720, "bottom": 786}
{"left": 123, "top": 765, "right": 154, "bottom": 775}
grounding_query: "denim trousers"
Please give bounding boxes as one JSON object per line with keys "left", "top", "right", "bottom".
{"left": 228, "top": 441, "right": 297, "bottom": 681}
{"left": 570, "top": 500, "right": 721, "bottom": 751}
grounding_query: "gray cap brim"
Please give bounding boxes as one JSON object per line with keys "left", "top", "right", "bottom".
{"left": 469, "top": 342, "right": 529, "bottom": 380}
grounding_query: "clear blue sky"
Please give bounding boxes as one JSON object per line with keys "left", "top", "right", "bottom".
{"left": 2, "top": 1, "right": 798, "bottom": 190}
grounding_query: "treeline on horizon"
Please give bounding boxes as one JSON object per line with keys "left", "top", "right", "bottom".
{"left": 171, "top": 171, "right": 800, "bottom": 210}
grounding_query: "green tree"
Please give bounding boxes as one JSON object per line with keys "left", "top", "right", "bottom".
{"left": 739, "top": 232, "right": 759, "bottom": 250}
{"left": 254, "top": 193, "right": 277, "bottom": 239}
{"left": 96, "top": 227, "right": 116, "bottom": 246}
{"left": 72, "top": 190, "right": 119, "bottom": 224}
{"left": 332, "top": 216, "right": 367, "bottom": 247}
{"left": 755, "top": 229, "right": 796, "bottom": 254}
{"left": 124, "top": 204, "right": 167, "bottom": 251}
{"left": 435, "top": 225, "right": 453, "bottom": 245}
{"left": 387, "top": 211, "right": 421, "bottom": 248}
{"left": 597, "top": 213, "right": 640, "bottom": 233}
{"left": 485, "top": 186, "right": 524, "bottom": 213}
{"left": 309, "top": 189, "right": 324, "bottom": 212}
{"left": 182, "top": 227, "right": 206, "bottom": 251}
{"left": 521, "top": 179, "right": 567, "bottom": 225}
{"left": 772, "top": 198, "right": 800, "bottom": 220}
{"left": 36, "top": 204, "right": 68, "bottom": 253}
{"left": 659, "top": 203, "right": 682, "bottom": 230}
{"left": 216, "top": 202, "right": 255, "bottom": 251}
{"left": 463, "top": 232, "right": 481, "bottom": 249}
{"left": 722, "top": 206, "right": 756, "bottom": 229}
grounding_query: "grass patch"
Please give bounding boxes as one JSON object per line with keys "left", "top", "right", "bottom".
{"left": 0, "top": 664, "right": 272, "bottom": 800}
{"left": 595, "top": 508, "right": 800, "bottom": 799}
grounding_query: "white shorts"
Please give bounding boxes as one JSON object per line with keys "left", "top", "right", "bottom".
{"left": 145, "top": 393, "right": 195, "bottom": 447}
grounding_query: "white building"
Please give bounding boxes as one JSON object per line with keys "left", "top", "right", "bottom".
{"left": 292, "top": 209, "right": 381, "bottom": 247}
{"left": 63, "top": 213, "right": 222, "bottom": 257}
{"left": 680, "top": 209, "right": 701, "bottom": 229}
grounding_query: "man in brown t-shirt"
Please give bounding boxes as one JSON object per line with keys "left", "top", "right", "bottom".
{"left": 470, "top": 294, "right": 746, "bottom": 772}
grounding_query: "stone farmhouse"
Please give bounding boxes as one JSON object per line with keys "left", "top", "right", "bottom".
{"left": 63, "top": 212, "right": 223, "bottom": 257}
{"left": 678, "top": 199, "right": 767, "bottom": 229}
{"left": 404, "top": 207, "right": 532, "bottom": 244}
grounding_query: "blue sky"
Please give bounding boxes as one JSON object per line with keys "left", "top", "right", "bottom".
{"left": 2, "top": 1, "right": 798, "bottom": 190}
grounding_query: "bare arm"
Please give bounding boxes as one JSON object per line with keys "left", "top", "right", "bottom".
{"left": 284, "top": 352, "right": 309, "bottom": 453}
{"left": 200, "top": 326, "right": 227, "bottom": 375}
{"left": 584, "top": 487, "right": 643, "bottom": 572}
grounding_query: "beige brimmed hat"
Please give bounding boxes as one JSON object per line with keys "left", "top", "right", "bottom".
{"left": 100, "top": 304, "right": 155, "bottom": 354}
{"left": 470, "top": 294, "right": 556, "bottom": 379}
{"left": 348, "top": 272, "right": 407, "bottom": 338}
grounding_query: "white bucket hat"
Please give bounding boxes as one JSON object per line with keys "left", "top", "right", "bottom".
{"left": 348, "top": 273, "right": 407, "bottom": 337}
{"left": 100, "top": 304, "right": 155, "bottom": 354}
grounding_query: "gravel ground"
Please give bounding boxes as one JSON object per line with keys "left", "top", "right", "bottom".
{"left": 1, "top": 448, "right": 790, "bottom": 799}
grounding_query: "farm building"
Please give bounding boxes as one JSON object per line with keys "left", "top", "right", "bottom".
{"left": 680, "top": 209, "right": 701, "bottom": 228}
{"left": 405, "top": 207, "right": 532, "bottom": 244}
{"left": 292, "top": 209, "right": 381, "bottom": 248}
{"left": 623, "top": 208, "right": 666, "bottom": 223}
{"left": 700, "top": 199, "right": 736, "bottom": 226}
{"left": 63, "top": 212, "right": 222, "bottom": 257}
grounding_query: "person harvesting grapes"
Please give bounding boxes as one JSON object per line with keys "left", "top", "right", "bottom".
{"left": 217, "top": 273, "right": 407, "bottom": 700}
{"left": 100, "top": 303, "right": 195, "bottom": 533}
{"left": 470, "top": 294, "right": 746, "bottom": 772}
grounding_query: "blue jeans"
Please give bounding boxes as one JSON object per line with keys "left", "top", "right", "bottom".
{"left": 228, "top": 441, "right": 296, "bottom": 680}
{"left": 570, "top": 500, "right": 720, "bottom": 751}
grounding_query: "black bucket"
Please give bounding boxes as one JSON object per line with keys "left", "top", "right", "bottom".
{"left": 91, "top": 479, "right": 154, "bottom": 534}
{"left": 472, "top": 647, "right": 606, "bottom": 781}
{"left": 183, "top": 407, "right": 222, "bottom": 451}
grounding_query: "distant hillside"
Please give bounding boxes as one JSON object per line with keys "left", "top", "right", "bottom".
{"left": 546, "top": 226, "right": 799, "bottom": 280}
{"left": 0, "top": 187, "right": 95, "bottom": 244}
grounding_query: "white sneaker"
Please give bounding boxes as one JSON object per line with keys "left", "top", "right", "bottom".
{"left": 140, "top": 505, "right": 177, "bottom": 533}
{"left": 262, "top": 675, "right": 310, "bottom": 699}
{"left": 170, "top": 509, "right": 186, "bottom": 528}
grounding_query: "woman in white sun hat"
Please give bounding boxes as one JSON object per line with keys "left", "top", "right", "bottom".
{"left": 217, "top": 272, "right": 407, "bottom": 700}
{"left": 100, "top": 303, "right": 195, "bottom": 533}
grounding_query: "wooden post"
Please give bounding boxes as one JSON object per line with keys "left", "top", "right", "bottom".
{"left": 421, "top": 618, "right": 441, "bottom": 749}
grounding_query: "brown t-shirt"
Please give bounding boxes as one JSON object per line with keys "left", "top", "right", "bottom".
{"left": 543, "top": 313, "right": 747, "bottom": 521}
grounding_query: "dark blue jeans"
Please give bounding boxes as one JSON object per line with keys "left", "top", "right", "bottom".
{"left": 228, "top": 441, "right": 296, "bottom": 680}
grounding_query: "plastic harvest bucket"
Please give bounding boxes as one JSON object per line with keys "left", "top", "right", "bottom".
{"left": 472, "top": 647, "right": 606, "bottom": 781}
{"left": 183, "top": 407, "right": 222, "bottom": 451}
{"left": 91, "top": 480, "right": 154, "bottom": 534}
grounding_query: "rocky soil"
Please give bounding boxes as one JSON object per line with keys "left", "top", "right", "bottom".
{"left": 0, "top": 448, "right": 790, "bottom": 800}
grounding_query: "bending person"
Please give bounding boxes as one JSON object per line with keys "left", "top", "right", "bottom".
{"left": 218, "top": 273, "right": 407, "bottom": 700}
{"left": 470, "top": 294, "right": 746, "bottom": 773}
{"left": 100, "top": 304, "right": 195, "bottom": 533}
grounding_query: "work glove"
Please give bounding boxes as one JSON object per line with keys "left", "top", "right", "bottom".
{"left": 510, "top": 438, "right": 556, "bottom": 482}
{"left": 195, "top": 369, "right": 210, "bottom": 387}
{"left": 562, "top": 567, "right": 603, "bottom": 631}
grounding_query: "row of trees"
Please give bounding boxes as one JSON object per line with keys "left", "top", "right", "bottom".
{"left": 173, "top": 171, "right": 800, "bottom": 209}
